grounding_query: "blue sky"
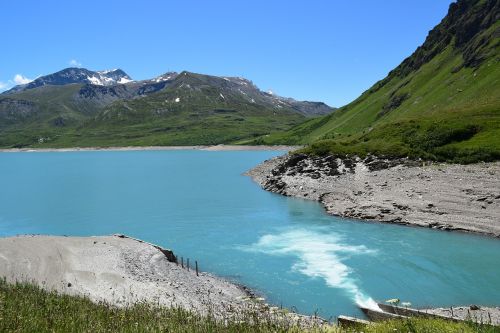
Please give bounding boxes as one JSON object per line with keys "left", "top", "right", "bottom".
{"left": 0, "top": 0, "right": 453, "bottom": 106}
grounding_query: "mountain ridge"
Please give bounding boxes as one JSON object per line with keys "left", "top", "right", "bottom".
{"left": 0, "top": 67, "right": 334, "bottom": 148}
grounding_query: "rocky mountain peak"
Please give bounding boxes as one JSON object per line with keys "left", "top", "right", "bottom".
{"left": 4, "top": 67, "right": 133, "bottom": 94}
{"left": 150, "top": 72, "right": 179, "bottom": 83}
{"left": 95, "top": 69, "right": 133, "bottom": 84}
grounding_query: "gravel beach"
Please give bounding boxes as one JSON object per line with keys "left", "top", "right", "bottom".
{"left": 246, "top": 154, "right": 500, "bottom": 237}
{"left": 0, "top": 145, "right": 299, "bottom": 153}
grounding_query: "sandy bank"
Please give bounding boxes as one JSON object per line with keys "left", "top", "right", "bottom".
{"left": 0, "top": 234, "right": 252, "bottom": 316}
{"left": 0, "top": 234, "right": 325, "bottom": 326}
{"left": 246, "top": 154, "right": 500, "bottom": 237}
{"left": 0, "top": 145, "right": 300, "bottom": 153}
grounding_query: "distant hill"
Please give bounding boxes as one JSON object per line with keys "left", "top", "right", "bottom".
{"left": 0, "top": 69, "right": 333, "bottom": 148}
{"left": 255, "top": 0, "right": 500, "bottom": 163}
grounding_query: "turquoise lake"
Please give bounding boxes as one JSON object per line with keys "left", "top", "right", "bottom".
{"left": 1, "top": 150, "right": 499, "bottom": 319}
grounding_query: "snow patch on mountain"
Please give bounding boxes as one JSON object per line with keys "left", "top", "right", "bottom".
{"left": 118, "top": 77, "right": 133, "bottom": 84}
{"left": 87, "top": 76, "right": 103, "bottom": 85}
{"left": 152, "top": 72, "right": 178, "bottom": 83}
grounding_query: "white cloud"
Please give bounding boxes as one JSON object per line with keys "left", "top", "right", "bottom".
{"left": 69, "top": 59, "right": 82, "bottom": 67}
{"left": 0, "top": 74, "right": 36, "bottom": 91}
{"left": 14, "top": 74, "right": 33, "bottom": 85}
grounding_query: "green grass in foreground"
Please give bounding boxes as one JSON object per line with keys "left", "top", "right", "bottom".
{"left": 1, "top": 280, "right": 499, "bottom": 333}
{"left": 0, "top": 280, "right": 307, "bottom": 333}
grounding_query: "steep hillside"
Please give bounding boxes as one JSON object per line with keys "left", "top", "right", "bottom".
{"left": 0, "top": 69, "right": 333, "bottom": 148}
{"left": 257, "top": 0, "right": 500, "bottom": 162}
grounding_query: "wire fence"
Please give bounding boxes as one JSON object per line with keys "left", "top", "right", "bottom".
{"left": 174, "top": 255, "right": 199, "bottom": 276}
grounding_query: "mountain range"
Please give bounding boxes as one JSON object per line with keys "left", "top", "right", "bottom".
{"left": 1, "top": 0, "right": 498, "bottom": 163}
{"left": 255, "top": 0, "right": 499, "bottom": 163}
{"left": 0, "top": 68, "right": 333, "bottom": 147}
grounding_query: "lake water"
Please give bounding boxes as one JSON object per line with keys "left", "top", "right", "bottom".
{"left": 1, "top": 150, "right": 499, "bottom": 319}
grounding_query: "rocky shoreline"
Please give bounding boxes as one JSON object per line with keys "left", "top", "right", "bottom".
{"left": 246, "top": 153, "right": 500, "bottom": 237}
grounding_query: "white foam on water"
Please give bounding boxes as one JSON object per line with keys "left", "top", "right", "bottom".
{"left": 242, "top": 228, "right": 381, "bottom": 311}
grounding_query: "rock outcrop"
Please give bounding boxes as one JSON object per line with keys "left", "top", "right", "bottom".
{"left": 247, "top": 153, "right": 500, "bottom": 237}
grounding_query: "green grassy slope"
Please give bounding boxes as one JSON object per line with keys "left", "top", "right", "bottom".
{"left": 0, "top": 280, "right": 303, "bottom": 333}
{"left": 0, "top": 85, "right": 93, "bottom": 147}
{"left": 255, "top": 0, "right": 500, "bottom": 162}
{"left": 1, "top": 280, "right": 497, "bottom": 333}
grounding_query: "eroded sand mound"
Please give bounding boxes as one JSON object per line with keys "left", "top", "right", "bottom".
{"left": 0, "top": 235, "right": 247, "bottom": 315}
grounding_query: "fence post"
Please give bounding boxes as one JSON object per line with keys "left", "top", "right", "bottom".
{"left": 187, "top": 258, "right": 190, "bottom": 271}
{"left": 181, "top": 257, "right": 184, "bottom": 269}
{"left": 195, "top": 261, "right": 199, "bottom": 276}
